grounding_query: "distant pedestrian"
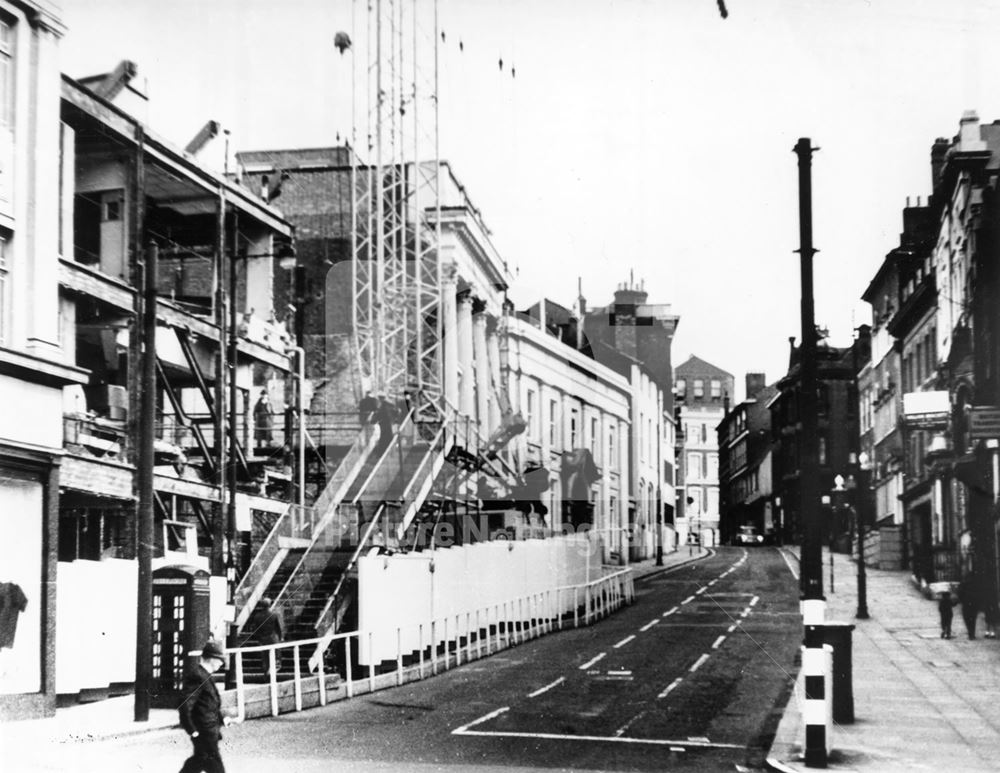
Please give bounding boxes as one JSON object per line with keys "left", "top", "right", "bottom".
{"left": 374, "top": 395, "right": 397, "bottom": 453}
{"left": 178, "top": 639, "right": 231, "bottom": 773}
{"left": 984, "top": 598, "right": 999, "bottom": 639}
{"left": 938, "top": 589, "right": 956, "bottom": 639}
{"left": 959, "top": 575, "right": 980, "bottom": 640}
{"left": 252, "top": 597, "right": 283, "bottom": 678}
{"left": 358, "top": 391, "right": 378, "bottom": 425}
{"left": 253, "top": 390, "right": 273, "bottom": 449}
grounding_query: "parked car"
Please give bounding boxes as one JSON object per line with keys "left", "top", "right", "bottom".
{"left": 735, "top": 525, "right": 764, "bottom": 546}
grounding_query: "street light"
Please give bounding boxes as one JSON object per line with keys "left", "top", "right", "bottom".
{"left": 833, "top": 468, "right": 869, "bottom": 620}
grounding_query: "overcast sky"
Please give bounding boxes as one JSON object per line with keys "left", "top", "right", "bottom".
{"left": 60, "top": 0, "right": 1000, "bottom": 400}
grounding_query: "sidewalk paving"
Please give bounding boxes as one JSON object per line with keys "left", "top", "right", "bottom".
{"left": 767, "top": 547, "right": 1000, "bottom": 772}
{"left": 0, "top": 546, "right": 710, "bottom": 750}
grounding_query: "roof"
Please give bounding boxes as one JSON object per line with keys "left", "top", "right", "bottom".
{"left": 674, "top": 355, "right": 733, "bottom": 380}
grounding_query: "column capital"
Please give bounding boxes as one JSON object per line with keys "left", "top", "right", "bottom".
{"left": 443, "top": 261, "right": 459, "bottom": 284}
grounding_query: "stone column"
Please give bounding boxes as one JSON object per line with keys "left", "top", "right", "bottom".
{"left": 473, "top": 304, "right": 490, "bottom": 439}
{"left": 442, "top": 264, "right": 459, "bottom": 411}
{"left": 486, "top": 320, "right": 502, "bottom": 436}
{"left": 457, "top": 290, "right": 474, "bottom": 420}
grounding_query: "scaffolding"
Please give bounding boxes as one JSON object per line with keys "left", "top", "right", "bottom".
{"left": 351, "top": 0, "right": 442, "bottom": 415}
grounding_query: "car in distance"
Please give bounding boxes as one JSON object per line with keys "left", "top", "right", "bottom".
{"left": 735, "top": 525, "right": 764, "bottom": 546}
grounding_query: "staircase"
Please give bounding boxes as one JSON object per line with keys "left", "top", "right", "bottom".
{"left": 233, "top": 423, "right": 378, "bottom": 633}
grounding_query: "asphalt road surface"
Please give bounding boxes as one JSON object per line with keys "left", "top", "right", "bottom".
{"left": 23, "top": 546, "right": 802, "bottom": 773}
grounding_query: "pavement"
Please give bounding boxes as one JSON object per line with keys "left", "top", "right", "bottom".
{"left": 767, "top": 546, "right": 1000, "bottom": 772}
{"left": 0, "top": 545, "right": 712, "bottom": 752}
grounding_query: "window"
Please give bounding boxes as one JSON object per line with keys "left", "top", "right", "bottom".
{"left": 710, "top": 379, "right": 722, "bottom": 399}
{"left": 608, "top": 425, "right": 617, "bottom": 467}
{"left": 676, "top": 379, "right": 686, "bottom": 396}
{"left": 0, "top": 17, "right": 13, "bottom": 128}
{"left": 590, "top": 417, "right": 599, "bottom": 460}
{"left": 549, "top": 399, "right": 559, "bottom": 447}
{"left": 570, "top": 408, "right": 579, "bottom": 448}
{"left": 693, "top": 379, "right": 704, "bottom": 398}
{"left": 818, "top": 436, "right": 827, "bottom": 466}
{"left": 707, "top": 453, "right": 718, "bottom": 480}
{"left": 701, "top": 423, "right": 708, "bottom": 444}
{"left": 104, "top": 197, "right": 122, "bottom": 222}
{"left": 526, "top": 390, "right": 537, "bottom": 442}
{"left": 687, "top": 452, "right": 701, "bottom": 480}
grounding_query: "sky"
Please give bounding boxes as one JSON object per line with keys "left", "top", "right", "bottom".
{"left": 58, "top": 0, "right": 1000, "bottom": 401}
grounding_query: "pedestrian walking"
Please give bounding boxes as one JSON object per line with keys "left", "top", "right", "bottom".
{"left": 984, "top": 598, "right": 999, "bottom": 639}
{"left": 252, "top": 597, "right": 283, "bottom": 678}
{"left": 374, "top": 395, "right": 397, "bottom": 453}
{"left": 358, "top": 391, "right": 378, "bottom": 425}
{"left": 937, "top": 589, "right": 956, "bottom": 639}
{"left": 958, "top": 574, "right": 980, "bottom": 640}
{"left": 177, "top": 639, "right": 231, "bottom": 773}
{"left": 253, "top": 389, "right": 273, "bottom": 449}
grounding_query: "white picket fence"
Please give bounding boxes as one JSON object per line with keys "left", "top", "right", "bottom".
{"left": 228, "top": 561, "right": 635, "bottom": 721}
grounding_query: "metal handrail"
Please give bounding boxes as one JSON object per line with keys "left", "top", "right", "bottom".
{"left": 307, "top": 501, "right": 389, "bottom": 672}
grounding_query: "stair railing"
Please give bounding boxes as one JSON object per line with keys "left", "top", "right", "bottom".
{"left": 233, "top": 422, "right": 377, "bottom": 632}
{"left": 307, "top": 500, "right": 389, "bottom": 672}
{"left": 268, "top": 410, "right": 414, "bottom": 630}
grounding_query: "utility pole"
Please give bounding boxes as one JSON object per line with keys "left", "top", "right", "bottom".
{"left": 794, "top": 137, "right": 827, "bottom": 768}
{"left": 134, "top": 240, "right": 157, "bottom": 722}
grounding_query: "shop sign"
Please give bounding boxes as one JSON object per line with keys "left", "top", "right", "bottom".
{"left": 969, "top": 406, "right": 1000, "bottom": 439}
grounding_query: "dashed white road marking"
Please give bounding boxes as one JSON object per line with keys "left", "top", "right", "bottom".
{"left": 695, "top": 587, "right": 707, "bottom": 595}
{"left": 711, "top": 635, "right": 726, "bottom": 650}
{"left": 689, "top": 653, "right": 710, "bottom": 673}
{"left": 607, "top": 670, "right": 632, "bottom": 676}
{"left": 614, "top": 709, "right": 648, "bottom": 737}
{"left": 657, "top": 677, "right": 683, "bottom": 699}
{"left": 727, "top": 623, "right": 738, "bottom": 633}
{"left": 614, "top": 635, "right": 636, "bottom": 649}
{"left": 640, "top": 619, "right": 659, "bottom": 632}
{"left": 740, "top": 608, "right": 751, "bottom": 618}
{"left": 750, "top": 595, "right": 760, "bottom": 607}
{"left": 579, "top": 652, "right": 606, "bottom": 670}
{"left": 663, "top": 606, "right": 679, "bottom": 617}
{"left": 453, "top": 706, "right": 509, "bottom": 733}
{"left": 681, "top": 595, "right": 696, "bottom": 605}
{"left": 527, "top": 677, "right": 565, "bottom": 698}
{"left": 707, "top": 579, "right": 717, "bottom": 586}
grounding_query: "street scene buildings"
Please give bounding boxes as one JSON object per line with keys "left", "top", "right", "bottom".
{"left": 6, "top": 3, "right": 1000, "bottom": 773}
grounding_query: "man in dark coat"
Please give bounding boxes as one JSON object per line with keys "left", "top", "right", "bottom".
{"left": 178, "top": 639, "right": 229, "bottom": 773}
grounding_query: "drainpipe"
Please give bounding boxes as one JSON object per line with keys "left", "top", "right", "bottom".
{"left": 286, "top": 345, "right": 306, "bottom": 511}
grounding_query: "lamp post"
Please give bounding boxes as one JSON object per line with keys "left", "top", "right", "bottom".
{"left": 850, "top": 454, "right": 870, "bottom": 619}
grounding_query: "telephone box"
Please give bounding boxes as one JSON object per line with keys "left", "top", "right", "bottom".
{"left": 150, "top": 565, "right": 211, "bottom": 708}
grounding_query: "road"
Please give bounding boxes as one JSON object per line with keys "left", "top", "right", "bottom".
{"left": 22, "top": 546, "right": 802, "bottom": 773}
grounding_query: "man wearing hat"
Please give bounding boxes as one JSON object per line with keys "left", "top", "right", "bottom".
{"left": 178, "top": 639, "right": 230, "bottom": 773}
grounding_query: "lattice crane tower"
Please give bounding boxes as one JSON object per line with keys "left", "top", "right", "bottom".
{"left": 350, "top": 0, "right": 442, "bottom": 414}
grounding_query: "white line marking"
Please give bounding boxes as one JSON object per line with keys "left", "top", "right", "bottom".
{"left": 453, "top": 727, "right": 743, "bottom": 749}
{"left": 727, "top": 624, "right": 737, "bottom": 633}
{"left": 750, "top": 595, "right": 760, "bottom": 607}
{"left": 607, "top": 670, "right": 632, "bottom": 676}
{"left": 640, "top": 619, "right": 659, "bottom": 632}
{"left": 527, "top": 677, "right": 565, "bottom": 698}
{"left": 657, "top": 677, "right": 683, "bottom": 699}
{"left": 695, "top": 587, "right": 707, "bottom": 595}
{"left": 740, "top": 608, "right": 751, "bottom": 618}
{"left": 614, "top": 709, "right": 647, "bottom": 737}
{"left": 779, "top": 548, "right": 800, "bottom": 579}
{"left": 614, "top": 635, "right": 636, "bottom": 649}
{"left": 663, "top": 606, "right": 679, "bottom": 617}
{"left": 453, "top": 706, "right": 509, "bottom": 733}
{"left": 707, "top": 579, "right": 717, "bottom": 586}
{"left": 689, "top": 653, "right": 710, "bottom": 673}
{"left": 711, "top": 635, "right": 726, "bottom": 650}
{"left": 681, "top": 595, "right": 696, "bottom": 605}
{"left": 580, "top": 652, "right": 606, "bottom": 670}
